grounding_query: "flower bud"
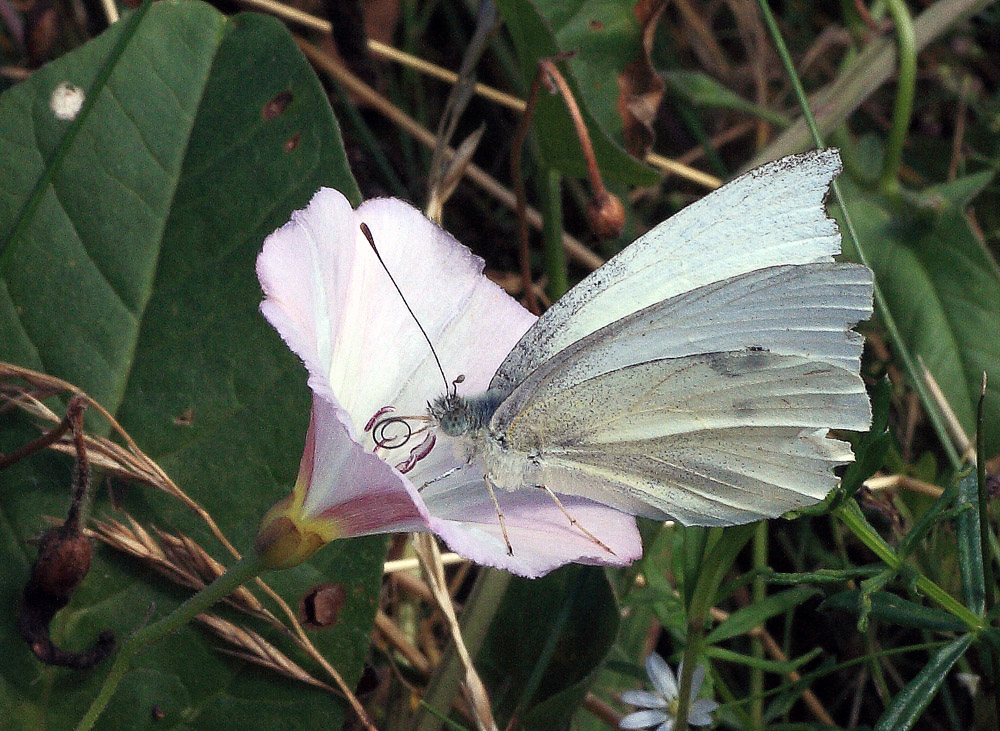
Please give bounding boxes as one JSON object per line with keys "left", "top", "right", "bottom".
{"left": 586, "top": 191, "right": 626, "bottom": 240}
{"left": 255, "top": 495, "right": 332, "bottom": 569}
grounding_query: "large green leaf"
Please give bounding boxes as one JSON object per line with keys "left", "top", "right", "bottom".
{"left": 475, "top": 565, "right": 620, "bottom": 730}
{"left": 0, "top": 3, "right": 384, "bottom": 729}
{"left": 495, "top": 0, "right": 657, "bottom": 186}
{"left": 837, "top": 171, "right": 1000, "bottom": 456}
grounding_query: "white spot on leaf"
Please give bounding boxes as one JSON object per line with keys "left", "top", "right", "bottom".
{"left": 50, "top": 82, "right": 85, "bottom": 121}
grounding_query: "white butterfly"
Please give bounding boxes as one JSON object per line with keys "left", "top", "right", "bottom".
{"left": 425, "top": 148, "right": 872, "bottom": 528}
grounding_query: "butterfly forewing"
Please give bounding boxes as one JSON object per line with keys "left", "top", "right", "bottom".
{"left": 490, "top": 261, "right": 871, "bottom": 417}
{"left": 490, "top": 148, "right": 846, "bottom": 394}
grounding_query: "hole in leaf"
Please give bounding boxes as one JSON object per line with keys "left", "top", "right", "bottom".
{"left": 299, "top": 583, "right": 346, "bottom": 629}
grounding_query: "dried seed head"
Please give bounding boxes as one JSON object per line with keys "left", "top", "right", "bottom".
{"left": 29, "top": 526, "right": 91, "bottom": 597}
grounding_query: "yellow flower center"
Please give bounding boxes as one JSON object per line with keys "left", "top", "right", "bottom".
{"left": 254, "top": 491, "right": 342, "bottom": 569}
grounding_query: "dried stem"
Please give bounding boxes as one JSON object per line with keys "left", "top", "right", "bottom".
{"left": 196, "top": 613, "right": 336, "bottom": 692}
{"left": 0, "top": 393, "right": 79, "bottom": 469}
{"left": 537, "top": 59, "right": 607, "bottom": 202}
{"left": 294, "top": 38, "right": 605, "bottom": 272}
{"left": 414, "top": 534, "right": 498, "bottom": 731}
{"left": 375, "top": 609, "right": 431, "bottom": 675}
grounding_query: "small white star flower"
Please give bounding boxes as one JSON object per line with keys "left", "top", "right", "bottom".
{"left": 620, "top": 654, "right": 719, "bottom": 730}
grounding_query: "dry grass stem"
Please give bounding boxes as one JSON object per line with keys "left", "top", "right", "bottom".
{"left": 91, "top": 516, "right": 271, "bottom": 619}
{"left": 917, "top": 355, "right": 975, "bottom": 464}
{"left": 388, "top": 569, "right": 435, "bottom": 604}
{"left": 92, "top": 521, "right": 376, "bottom": 728}
{"left": 384, "top": 553, "right": 464, "bottom": 574}
{"left": 240, "top": 0, "right": 717, "bottom": 192}
{"left": 1, "top": 364, "right": 377, "bottom": 730}
{"left": 98, "top": 0, "right": 118, "bottom": 24}
{"left": 0, "top": 363, "right": 243, "bottom": 559}
{"left": 375, "top": 609, "right": 431, "bottom": 675}
{"left": 414, "top": 534, "right": 498, "bottom": 731}
{"left": 426, "top": 125, "right": 485, "bottom": 222}
{"left": 196, "top": 614, "right": 334, "bottom": 692}
{"left": 864, "top": 473, "right": 944, "bottom": 499}
{"left": 294, "top": 38, "right": 604, "bottom": 273}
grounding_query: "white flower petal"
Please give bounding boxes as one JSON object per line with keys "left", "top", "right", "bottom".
{"left": 258, "top": 189, "right": 645, "bottom": 576}
{"left": 619, "top": 709, "right": 668, "bottom": 729}
{"left": 688, "top": 698, "right": 719, "bottom": 726}
{"left": 259, "top": 189, "right": 536, "bottom": 426}
{"left": 688, "top": 664, "right": 707, "bottom": 698}
{"left": 646, "top": 653, "right": 678, "bottom": 701}
{"left": 621, "top": 690, "right": 668, "bottom": 709}
{"left": 428, "top": 487, "right": 641, "bottom": 578}
{"left": 300, "top": 394, "right": 431, "bottom": 535}
{"left": 657, "top": 719, "right": 675, "bottom": 731}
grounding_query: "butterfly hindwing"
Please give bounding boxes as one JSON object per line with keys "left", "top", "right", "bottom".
{"left": 496, "top": 350, "right": 869, "bottom": 525}
{"left": 531, "top": 425, "right": 856, "bottom": 525}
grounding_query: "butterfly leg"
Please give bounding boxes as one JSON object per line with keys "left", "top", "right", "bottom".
{"left": 418, "top": 463, "right": 468, "bottom": 492}
{"left": 484, "top": 476, "right": 513, "bottom": 555}
{"left": 533, "top": 484, "right": 616, "bottom": 556}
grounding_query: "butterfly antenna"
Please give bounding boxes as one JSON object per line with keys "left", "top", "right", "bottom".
{"left": 360, "top": 222, "right": 451, "bottom": 395}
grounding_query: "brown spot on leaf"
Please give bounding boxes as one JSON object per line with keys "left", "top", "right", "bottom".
{"left": 299, "top": 583, "right": 346, "bottom": 629}
{"left": 589, "top": 19, "right": 604, "bottom": 30}
{"left": 284, "top": 133, "right": 301, "bottom": 152}
{"left": 173, "top": 407, "right": 195, "bottom": 427}
{"left": 151, "top": 705, "right": 165, "bottom": 721}
{"left": 617, "top": 0, "right": 666, "bottom": 158}
{"left": 262, "top": 90, "right": 293, "bottom": 120}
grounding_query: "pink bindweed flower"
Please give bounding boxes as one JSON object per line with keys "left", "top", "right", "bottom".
{"left": 254, "top": 189, "right": 641, "bottom": 577}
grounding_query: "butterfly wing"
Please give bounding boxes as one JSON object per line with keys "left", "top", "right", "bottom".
{"left": 488, "top": 261, "right": 872, "bottom": 525}
{"left": 490, "top": 148, "right": 846, "bottom": 395}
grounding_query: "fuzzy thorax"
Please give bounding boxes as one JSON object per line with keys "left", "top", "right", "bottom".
{"left": 428, "top": 389, "right": 539, "bottom": 493}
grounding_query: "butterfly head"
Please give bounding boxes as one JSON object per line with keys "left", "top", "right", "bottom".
{"left": 429, "top": 394, "right": 474, "bottom": 437}
{"left": 429, "top": 390, "right": 504, "bottom": 437}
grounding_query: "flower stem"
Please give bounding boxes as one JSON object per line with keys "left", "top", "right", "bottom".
{"left": 878, "top": 0, "right": 917, "bottom": 197}
{"left": 75, "top": 553, "right": 265, "bottom": 731}
{"left": 541, "top": 167, "right": 568, "bottom": 300}
{"left": 835, "top": 500, "right": 983, "bottom": 631}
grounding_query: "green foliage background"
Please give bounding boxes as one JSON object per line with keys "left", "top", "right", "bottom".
{"left": 0, "top": 3, "right": 385, "bottom": 728}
